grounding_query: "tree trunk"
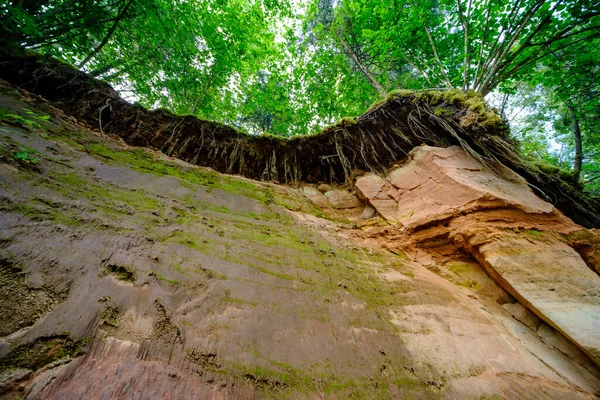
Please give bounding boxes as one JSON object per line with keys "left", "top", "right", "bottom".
{"left": 339, "top": 37, "right": 386, "bottom": 97}
{"left": 77, "top": 0, "right": 133, "bottom": 69}
{"left": 499, "top": 93, "right": 509, "bottom": 122}
{"left": 567, "top": 103, "right": 583, "bottom": 180}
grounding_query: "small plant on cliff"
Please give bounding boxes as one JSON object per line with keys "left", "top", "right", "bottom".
{"left": 0, "top": 108, "right": 51, "bottom": 133}
{"left": 14, "top": 148, "right": 39, "bottom": 165}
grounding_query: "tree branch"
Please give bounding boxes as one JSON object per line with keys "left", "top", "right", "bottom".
{"left": 423, "top": 26, "right": 452, "bottom": 88}
{"left": 488, "top": 32, "right": 600, "bottom": 91}
{"left": 475, "top": 0, "right": 524, "bottom": 87}
{"left": 566, "top": 100, "right": 583, "bottom": 179}
{"left": 77, "top": 0, "right": 134, "bottom": 69}
{"left": 456, "top": 0, "right": 472, "bottom": 90}
{"left": 490, "top": 0, "right": 571, "bottom": 82}
{"left": 478, "top": 0, "right": 549, "bottom": 94}
{"left": 472, "top": 0, "right": 492, "bottom": 89}
{"left": 338, "top": 35, "right": 386, "bottom": 97}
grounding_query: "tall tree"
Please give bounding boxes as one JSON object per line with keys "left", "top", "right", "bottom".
{"left": 542, "top": 43, "right": 600, "bottom": 181}
{"left": 318, "top": 0, "right": 600, "bottom": 96}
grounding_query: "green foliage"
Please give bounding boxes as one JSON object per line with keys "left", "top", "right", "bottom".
{"left": 15, "top": 148, "right": 39, "bottom": 164}
{"left": 0, "top": 139, "right": 41, "bottom": 166}
{"left": 156, "top": 273, "right": 180, "bottom": 286}
{"left": 320, "top": 0, "right": 599, "bottom": 95}
{"left": 1, "top": 0, "right": 599, "bottom": 191}
{"left": 0, "top": 107, "right": 50, "bottom": 131}
{"left": 497, "top": 64, "right": 600, "bottom": 193}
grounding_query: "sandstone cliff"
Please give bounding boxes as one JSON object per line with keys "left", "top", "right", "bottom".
{"left": 0, "top": 54, "right": 599, "bottom": 399}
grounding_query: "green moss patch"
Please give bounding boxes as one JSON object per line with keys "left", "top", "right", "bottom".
{"left": 87, "top": 142, "right": 270, "bottom": 203}
{"left": 156, "top": 272, "right": 180, "bottom": 286}
{"left": 383, "top": 89, "right": 506, "bottom": 132}
{"left": 227, "top": 354, "right": 434, "bottom": 399}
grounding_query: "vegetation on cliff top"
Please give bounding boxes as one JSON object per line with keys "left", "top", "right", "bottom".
{"left": 1, "top": 0, "right": 598, "bottom": 190}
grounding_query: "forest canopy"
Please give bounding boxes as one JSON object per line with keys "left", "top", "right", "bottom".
{"left": 1, "top": 0, "right": 599, "bottom": 191}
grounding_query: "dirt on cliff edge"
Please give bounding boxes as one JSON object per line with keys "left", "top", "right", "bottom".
{"left": 0, "top": 77, "right": 599, "bottom": 399}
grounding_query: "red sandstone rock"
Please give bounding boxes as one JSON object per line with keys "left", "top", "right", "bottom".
{"left": 1, "top": 90, "right": 599, "bottom": 399}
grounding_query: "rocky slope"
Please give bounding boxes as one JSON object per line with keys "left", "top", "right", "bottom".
{"left": 0, "top": 77, "right": 600, "bottom": 399}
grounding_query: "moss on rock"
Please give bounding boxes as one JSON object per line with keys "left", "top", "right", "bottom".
{"left": 0, "top": 335, "right": 87, "bottom": 371}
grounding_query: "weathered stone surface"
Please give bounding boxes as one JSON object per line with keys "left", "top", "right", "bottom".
{"left": 323, "top": 189, "right": 363, "bottom": 209}
{"left": 470, "top": 231, "right": 600, "bottom": 366}
{"left": 537, "top": 323, "right": 599, "bottom": 372}
{"left": 387, "top": 165, "right": 423, "bottom": 192}
{"left": 352, "top": 143, "right": 600, "bottom": 381}
{"left": 355, "top": 174, "right": 387, "bottom": 200}
{"left": 568, "top": 229, "right": 600, "bottom": 275}
{"left": 386, "top": 260, "right": 600, "bottom": 399}
{"left": 358, "top": 205, "right": 376, "bottom": 219}
{"left": 377, "top": 146, "right": 555, "bottom": 229}
{"left": 502, "top": 301, "right": 542, "bottom": 331}
{"left": 370, "top": 199, "right": 399, "bottom": 222}
{"left": 299, "top": 185, "right": 331, "bottom": 208}
{"left": 316, "top": 183, "right": 334, "bottom": 193}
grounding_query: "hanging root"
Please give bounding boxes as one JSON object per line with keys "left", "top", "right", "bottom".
{"left": 334, "top": 131, "right": 353, "bottom": 182}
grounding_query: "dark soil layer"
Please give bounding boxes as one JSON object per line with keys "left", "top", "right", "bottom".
{"left": 1, "top": 46, "right": 598, "bottom": 227}
{"left": 0, "top": 335, "right": 87, "bottom": 372}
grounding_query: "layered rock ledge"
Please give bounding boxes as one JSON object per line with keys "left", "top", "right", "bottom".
{"left": 301, "top": 145, "right": 600, "bottom": 371}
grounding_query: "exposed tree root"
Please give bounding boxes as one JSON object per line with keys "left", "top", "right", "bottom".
{"left": 1, "top": 47, "right": 599, "bottom": 228}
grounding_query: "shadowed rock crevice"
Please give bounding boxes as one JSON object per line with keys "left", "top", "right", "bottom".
{"left": 102, "top": 263, "right": 136, "bottom": 282}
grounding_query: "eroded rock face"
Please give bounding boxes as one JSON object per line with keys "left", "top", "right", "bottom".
{"left": 467, "top": 231, "right": 600, "bottom": 365}
{"left": 568, "top": 229, "right": 600, "bottom": 274}
{"left": 359, "top": 146, "right": 554, "bottom": 227}
{"left": 354, "top": 145, "right": 600, "bottom": 370}
{"left": 1, "top": 90, "right": 599, "bottom": 399}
